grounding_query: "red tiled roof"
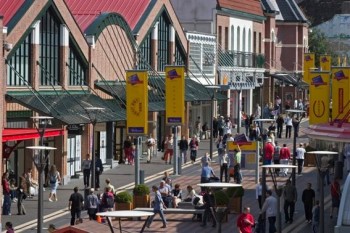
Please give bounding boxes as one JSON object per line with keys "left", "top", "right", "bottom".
{"left": 217, "top": 0, "right": 264, "bottom": 17}
{"left": 65, "top": 0, "right": 150, "bottom": 32}
{"left": 0, "top": 0, "right": 25, "bottom": 26}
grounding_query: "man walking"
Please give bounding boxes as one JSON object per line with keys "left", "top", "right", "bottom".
{"left": 68, "top": 187, "right": 84, "bottom": 225}
{"left": 279, "top": 144, "right": 291, "bottom": 176}
{"left": 147, "top": 186, "right": 167, "bottom": 228}
{"left": 237, "top": 206, "right": 255, "bottom": 233}
{"left": 283, "top": 180, "right": 297, "bottom": 224}
{"left": 263, "top": 139, "right": 274, "bottom": 165}
{"left": 296, "top": 143, "right": 306, "bottom": 175}
{"left": 302, "top": 183, "right": 315, "bottom": 223}
{"left": 146, "top": 134, "right": 156, "bottom": 163}
{"left": 260, "top": 190, "right": 277, "bottom": 233}
{"left": 86, "top": 188, "right": 99, "bottom": 220}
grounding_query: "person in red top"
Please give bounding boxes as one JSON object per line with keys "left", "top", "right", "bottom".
{"left": 263, "top": 139, "right": 274, "bottom": 165}
{"left": 330, "top": 178, "right": 341, "bottom": 218}
{"left": 237, "top": 206, "right": 255, "bottom": 233}
{"left": 279, "top": 144, "right": 291, "bottom": 176}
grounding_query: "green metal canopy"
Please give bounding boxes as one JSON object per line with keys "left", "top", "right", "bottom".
{"left": 6, "top": 91, "right": 125, "bottom": 125}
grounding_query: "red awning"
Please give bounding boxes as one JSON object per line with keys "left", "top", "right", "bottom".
{"left": 2, "top": 128, "right": 64, "bottom": 142}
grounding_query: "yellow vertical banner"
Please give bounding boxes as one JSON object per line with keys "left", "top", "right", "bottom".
{"left": 309, "top": 72, "right": 330, "bottom": 125}
{"left": 320, "top": 55, "right": 331, "bottom": 71}
{"left": 303, "top": 53, "right": 315, "bottom": 84}
{"left": 165, "top": 66, "right": 185, "bottom": 124}
{"left": 126, "top": 70, "right": 148, "bottom": 135}
{"left": 331, "top": 67, "right": 350, "bottom": 122}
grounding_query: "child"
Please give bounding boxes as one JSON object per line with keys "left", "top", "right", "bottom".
{"left": 312, "top": 200, "right": 320, "bottom": 233}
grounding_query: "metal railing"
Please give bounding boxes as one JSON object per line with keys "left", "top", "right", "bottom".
{"left": 218, "top": 50, "right": 265, "bottom": 68}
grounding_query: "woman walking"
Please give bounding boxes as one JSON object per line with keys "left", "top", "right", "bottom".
{"left": 47, "top": 165, "right": 61, "bottom": 202}
{"left": 81, "top": 154, "right": 91, "bottom": 188}
{"left": 189, "top": 136, "right": 199, "bottom": 164}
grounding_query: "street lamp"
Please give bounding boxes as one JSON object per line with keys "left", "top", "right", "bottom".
{"left": 262, "top": 164, "right": 297, "bottom": 233}
{"left": 205, "top": 85, "right": 221, "bottom": 160}
{"left": 307, "top": 151, "right": 338, "bottom": 233}
{"left": 285, "top": 109, "right": 305, "bottom": 186}
{"left": 26, "top": 116, "right": 56, "bottom": 233}
{"left": 85, "top": 107, "right": 104, "bottom": 189}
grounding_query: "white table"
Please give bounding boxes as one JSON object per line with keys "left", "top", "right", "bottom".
{"left": 197, "top": 182, "right": 242, "bottom": 188}
{"left": 96, "top": 210, "right": 154, "bottom": 233}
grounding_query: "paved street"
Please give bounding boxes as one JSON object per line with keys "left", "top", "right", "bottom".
{"left": 1, "top": 120, "right": 344, "bottom": 233}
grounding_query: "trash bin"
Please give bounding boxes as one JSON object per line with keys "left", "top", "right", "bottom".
{"left": 335, "top": 161, "right": 344, "bottom": 180}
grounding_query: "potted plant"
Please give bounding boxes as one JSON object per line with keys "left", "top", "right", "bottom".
{"left": 213, "top": 190, "right": 230, "bottom": 223}
{"left": 133, "top": 184, "right": 150, "bottom": 208}
{"left": 115, "top": 191, "right": 133, "bottom": 210}
{"left": 226, "top": 186, "right": 245, "bottom": 213}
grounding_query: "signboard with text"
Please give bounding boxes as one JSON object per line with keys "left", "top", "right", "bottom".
{"left": 126, "top": 70, "right": 148, "bottom": 135}
{"left": 165, "top": 66, "right": 185, "bottom": 125}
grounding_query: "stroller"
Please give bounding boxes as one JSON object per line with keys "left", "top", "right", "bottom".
{"left": 254, "top": 214, "right": 266, "bottom": 233}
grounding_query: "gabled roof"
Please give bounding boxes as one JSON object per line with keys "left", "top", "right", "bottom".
{"left": 262, "top": 0, "right": 308, "bottom": 22}
{"left": 217, "top": 0, "right": 264, "bottom": 17}
{"left": 65, "top": 0, "right": 150, "bottom": 32}
{"left": 0, "top": 0, "right": 25, "bottom": 26}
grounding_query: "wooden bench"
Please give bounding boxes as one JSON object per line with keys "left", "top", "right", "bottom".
{"left": 133, "top": 207, "right": 204, "bottom": 221}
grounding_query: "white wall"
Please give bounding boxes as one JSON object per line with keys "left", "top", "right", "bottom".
{"left": 229, "top": 18, "right": 253, "bottom": 52}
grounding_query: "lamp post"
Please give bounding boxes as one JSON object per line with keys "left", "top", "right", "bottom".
{"left": 262, "top": 164, "right": 297, "bottom": 233}
{"left": 26, "top": 116, "right": 56, "bottom": 233}
{"left": 206, "top": 85, "right": 220, "bottom": 160}
{"left": 285, "top": 109, "right": 305, "bottom": 186}
{"left": 85, "top": 107, "right": 104, "bottom": 189}
{"left": 307, "top": 151, "right": 338, "bottom": 233}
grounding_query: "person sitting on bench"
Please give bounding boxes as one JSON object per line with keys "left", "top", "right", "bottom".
{"left": 159, "top": 180, "right": 172, "bottom": 208}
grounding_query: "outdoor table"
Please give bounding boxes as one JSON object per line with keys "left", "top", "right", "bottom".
{"left": 198, "top": 182, "right": 242, "bottom": 233}
{"left": 96, "top": 210, "right": 154, "bottom": 233}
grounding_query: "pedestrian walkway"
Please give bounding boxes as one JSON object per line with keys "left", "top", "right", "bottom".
{"left": 2, "top": 120, "right": 343, "bottom": 233}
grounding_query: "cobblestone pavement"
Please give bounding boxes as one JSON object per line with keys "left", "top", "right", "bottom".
{"left": 1, "top": 120, "right": 343, "bottom": 233}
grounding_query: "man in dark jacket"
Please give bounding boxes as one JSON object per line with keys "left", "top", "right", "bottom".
{"left": 179, "top": 136, "right": 189, "bottom": 164}
{"left": 283, "top": 180, "right": 297, "bottom": 224}
{"left": 68, "top": 186, "right": 84, "bottom": 225}
{"left": 92, "top": 154, "right": 103, "bottom": 190}
{"left": 302, "top": 183, "right": 315, "bottom": 223}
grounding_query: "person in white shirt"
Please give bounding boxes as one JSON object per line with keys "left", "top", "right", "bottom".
{"left": 219, "top": 150, "right": 228, "bottom": 182}
{"left": 146, "top": 134, "right": 156, "bottom": 163}
{"left": 260, "top": 190, "right": 277, "bottom": 233}
{"left": 285, "top": 115, "right": 293, "bottom": 138}
{"left": 256, "top": 178, "right": 263, "bottom": 209}
{"left": 296, "top": 143, "right": 306, "bottom": 175}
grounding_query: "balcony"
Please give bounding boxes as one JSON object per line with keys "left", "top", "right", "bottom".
{"left": 218, "top": 50, "right": 265, "bottom": 68}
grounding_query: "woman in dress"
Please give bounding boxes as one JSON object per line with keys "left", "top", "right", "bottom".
{"left": 47, "top": 165, "right": 61, "bottom": 202}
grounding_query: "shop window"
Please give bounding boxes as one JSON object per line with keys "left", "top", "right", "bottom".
{"left": 157, "top": 13, "right": 170, "bottom": 71}
{"left": 7, "top": 34, "right": 31, "bottom": 86}
{"left": 174, "top": 36, "right": 186, "bottom": 66}
{"left": 138, "top": 32, "right": 152, "bottom": 69}
{"left": 39, "top": 9, "right": 60, "bottom": 86}
{"left": 68, "top": 43, "right": 87, "bottom": 86}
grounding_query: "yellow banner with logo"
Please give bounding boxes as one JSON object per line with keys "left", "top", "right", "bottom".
{"left": 126, "top": 70, "right": 148, "bottom": 135}
{"left": 309, "top": 71, "right": 330, "bottom": 125}
{"left": 227, "top": 141, "right": 257, "bottom": 151}
{"left": 165, "top": 66, "right": 185, "bottom": 125}
{"left": 320, "top": 55, "right": 331, "bottom": 71}
{"left": 331, "top": 67, "right": 350, "bottom": 122}
{"left": 303, "top": 53, "right": 315, "bottom": 84}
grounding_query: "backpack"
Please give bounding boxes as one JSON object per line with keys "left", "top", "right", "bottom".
{"left": 103, "top": 193, "right": 114, "bottom": 208}
{"left": 50, "top": 173, "right": 57, "bottom": 184}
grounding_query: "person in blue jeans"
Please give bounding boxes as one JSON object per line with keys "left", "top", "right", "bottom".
{"left": 147, "top": 186, "right": 167, "bottom": 228}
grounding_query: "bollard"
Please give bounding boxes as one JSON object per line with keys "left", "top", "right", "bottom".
{"left": 140, "top": 170, "right": 145, "bottom": 184}
{"left": 177, "top": 156, "right": 182, "bottom": 175}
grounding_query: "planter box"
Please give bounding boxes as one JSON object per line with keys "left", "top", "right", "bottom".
{"left": 115, "top": 202, "right": 133, "bottom": 211}
{"left": 133, "top": 195, "right": 150, "bottom": 208}
{"left": 228, "top": 196, "right": 242, "bottom": 214}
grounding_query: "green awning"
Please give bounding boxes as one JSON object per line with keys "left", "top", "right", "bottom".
{"left": 6, "top": 91, "right": 125, "bottom": 125}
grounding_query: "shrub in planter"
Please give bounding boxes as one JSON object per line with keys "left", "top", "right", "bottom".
{"left": 226, "top": 186, "right": 244, "bottom": 214}
{"left": 214, "top": 190, "right": 230, "bottom": 206}
{"left": 115, "top": 191, "right": 132, "bottom": 204}
{"left": 133, "top": 184, "right": 150, "bottom": 196}
{"left": 133, "top": 184, "right": 150, "bottom": 208}
{"left": 115, "top": 191, "right": 133, "bottom": 210}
